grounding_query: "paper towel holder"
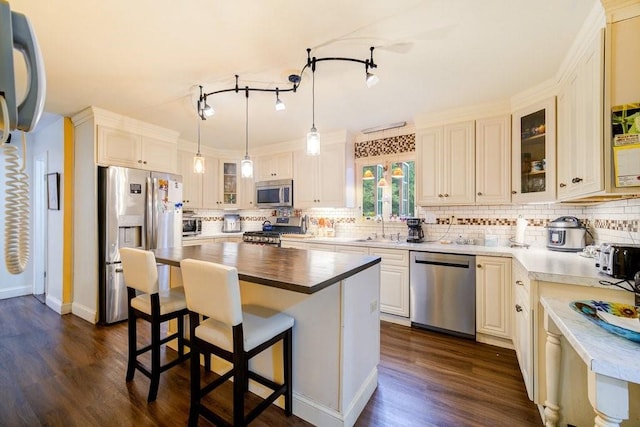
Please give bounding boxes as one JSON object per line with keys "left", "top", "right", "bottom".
{"left": 510, "top": 215, "right": 530, "bottom": 249}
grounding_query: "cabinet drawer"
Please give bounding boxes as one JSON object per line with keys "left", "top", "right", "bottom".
{"left": 335, "top": 245, "right": 369, "bottom": 255}
{"left": 512, "top": 259, "right": 531, "bottom": 293}
{"left": 369, "top": 248, "right": 408, "bottom": 266}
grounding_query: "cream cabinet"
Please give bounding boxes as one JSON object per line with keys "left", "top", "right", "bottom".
{"left": 178, "top": 151, "right": 203, "bottom": 208}
{"left": 476, "top": 256, "right": 512, "bottom": 340}
{"left": 239, "top": 173, "right": 255, "bottom": 209}
{"left": 201, "top": 156, "right": 220, "bottom": 208}
{"left": 512, "top": 259, "right": 533, "bottom": 400}
{"left": 334, "top": 245, "right": 369, "bottom": 255}
{"left": 557, "top": 30, "right": 604, "bottom": 200}
{"left": 369, "top": 248, "right": 409, "bottom": 318}
{"left": 511, "top": 97, "right": 557, "bottom": 203}
{"left": 293, "top": 141, "right": 354, "bottom": 208}
{"left": 475, "top": 116, "right": 511, "bottom": 204}
{"left": 97, "top": 125, "right": 177, "bottom": 173}
{"left": 416, "top": 121, "right": 475, "bottom": 205}
{"left": 255, "top": 152, "right": 293, "bottom": 181}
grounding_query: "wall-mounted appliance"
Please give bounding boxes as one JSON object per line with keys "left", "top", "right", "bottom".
{"left": 255, "top": 179, "right": 293, "bottom": 208}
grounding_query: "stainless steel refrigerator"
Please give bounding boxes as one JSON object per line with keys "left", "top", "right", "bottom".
{"left": 98, "top": 166, "right": 183, "bottom": 324}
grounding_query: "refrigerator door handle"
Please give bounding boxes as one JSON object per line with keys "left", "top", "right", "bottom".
{"left": 145, "top": 176, "right": 153, "bottom": 250}
{"left": 151, "top": 176, "right": 159, "bottom": 249}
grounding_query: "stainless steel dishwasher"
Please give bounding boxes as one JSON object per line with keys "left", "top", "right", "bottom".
{"left": 409, "top": 251, "right": 476, "bottom": 338}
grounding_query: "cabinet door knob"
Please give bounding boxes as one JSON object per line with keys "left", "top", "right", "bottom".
{"left": 477, "top": 192, "right": 483, "bottom": 196}
{"left": 138, "top": 160, "right": 143, "bottom": 164}
{"left": 511, "top": 190, "right": 517, "bottom": 194}
{"left": 438, "top": 194, "right": 443, "bottom": 198}
{"left": 515, "top": 280, "right": 524, "bottom": 286}
{"left": 444, "top": 194, "right": 449, "bottom": 197}
{"left": 477, "top": 264, "right": 482, "bottom": 268}
{"left": 143, "top": 161, "right": 147, "bottom": 164}
{"left": 571, "top": 177, "right": 583, "bottom": 183}
{"left": 515, "top": 304, "right": 523, "bottom": 312}
{"left": 559, "top": 183, "right": 567, "bottom": 188}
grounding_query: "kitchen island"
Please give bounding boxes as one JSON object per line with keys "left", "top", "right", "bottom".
{"left": 154, "top": 243, "right": 382, "bottom": 427}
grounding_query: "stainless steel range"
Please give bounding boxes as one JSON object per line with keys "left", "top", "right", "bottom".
{"left": 242, "top": 231, "right": 282, "bottom": 246}
{"left": 242, "top": 215, "right": 307, "bottom": 247}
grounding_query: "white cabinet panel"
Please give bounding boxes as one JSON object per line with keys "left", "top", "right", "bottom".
{"left": 369, "top": 248, "right": 409, "bottom": 317}
{"left": 475, "top": 115, "right": 511, "bottom": 204}
{"left": 416, "top": 121, "right": 475, "bottom": 205}
{"left": 255, "top": 152, "right": 293, "bottom": 181}
{"left": 476, "top": 256, "right": 512, "bottom": 339}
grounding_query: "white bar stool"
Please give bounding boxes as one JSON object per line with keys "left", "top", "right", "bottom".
{"left": 180, "top": 258, "right": 294, "bottom": 427}
{"left": 120, "top": 247, "right": 190, "bottom": 402}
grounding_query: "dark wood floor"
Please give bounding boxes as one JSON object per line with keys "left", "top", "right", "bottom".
{"left": 0, "top": 296, "right": 541, "bottom": 426}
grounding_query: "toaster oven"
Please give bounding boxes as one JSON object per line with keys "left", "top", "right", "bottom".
{"left": 596, "top": 243, "right": 640, "bottom": 279}
{"left": 182, "top": 217, "right": 202, "bottom": 236}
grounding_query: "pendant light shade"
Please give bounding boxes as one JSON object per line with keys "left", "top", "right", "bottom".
{"left": 391, "top": 165, "right": 404, "bottom": 178}
{"left": 241, "top": 89, "right": 253, "bottom": 178}
{"left": 241, "top": 156, "right": 253, "bottom": 178}
{"left": 362, "top": 169, "right": 375, "bottom": 180}
{"left": 307, "top": 127, "right": 320, "bottom": 156}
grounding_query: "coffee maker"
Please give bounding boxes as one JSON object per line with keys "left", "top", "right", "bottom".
{"left": 406, "top": 218, "right": 425, "bottom": 243}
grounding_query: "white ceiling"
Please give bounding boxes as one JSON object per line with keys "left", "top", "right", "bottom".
{"left": 11, "top": 0, "right": 598, "bottom": 150}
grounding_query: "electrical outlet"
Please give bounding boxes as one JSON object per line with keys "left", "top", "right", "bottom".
{"left": 370, "top": 300, "right": 378, "bottom": 313}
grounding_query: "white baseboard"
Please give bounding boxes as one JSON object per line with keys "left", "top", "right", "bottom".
{"left": 380, "top": 313, "right": 411, "bottom": 326}
{"left": 71, "top": 302, "right": 97, "bottom": 324}
{"left": 342, "top": 367, "right": 378, "bottom": 426}
{"left": 45, "top": 295, "right": 72, "bottom": 315}
{"left": 0, "top": 286, "right": 32, "bottom": 300}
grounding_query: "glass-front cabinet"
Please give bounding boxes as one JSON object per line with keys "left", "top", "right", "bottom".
{"left": 511, "top": 97, "right": 556, "bottom": 203}
{"left": 221, "top": 161, "right": 239, "bottom": 207}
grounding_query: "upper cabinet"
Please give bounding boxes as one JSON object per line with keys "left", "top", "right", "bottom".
{"left": 416, "top": 121, "right": 475, "bottom": 205}
{"left": 475, "top": 115, "right": 511, "bottom": 204}
{"left": 255, "top": 152, "right": 293, "bottom": 182}
{"left": 97, "top": 125, "right": 178, "bottom": 173}
{"left": 511, "top": 97, "right": 557, "bottom": 203}
{"left": 603, "top": 4, "right": 640, "bottom": 194}
{"left": 557, "top": 29, "right": 604, "bottom": 200}
{"left": 178, "top": 151, "right": 203, "bottom": 208}
{"left": 293, "top": 136, "right": 355, "bottom": 209}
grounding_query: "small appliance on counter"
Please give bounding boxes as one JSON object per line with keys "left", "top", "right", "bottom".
{"left": 182, "top": 211, "right": 202, "bottom": 237}
{"left": 222, "top": 213, "right": 241, "bottom": 233}
{"left": 546, "top": 216, "right": 586, "bottom": 252}
{"left": 406, "top": 218, "right": 425, "bottom": 243}
{"left": 596, "top": 243, "right": 640, "bottom": 279}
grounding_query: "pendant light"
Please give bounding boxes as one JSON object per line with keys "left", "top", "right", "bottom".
{"left": 306, "top": 69, "right": 320, "bottom": 156}
{"left": 193, "top": 116, "right": 205, "bottom": 174}
{"left": 275, "top": 88, "right": 286, "bottom": 111}
{"left": 240, "top": 88, "right": 253, "bottom": 178}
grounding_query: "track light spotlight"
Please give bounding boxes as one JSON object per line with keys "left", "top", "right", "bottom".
{"left": 275, "top": 88, "right": 286, "bottom": 111}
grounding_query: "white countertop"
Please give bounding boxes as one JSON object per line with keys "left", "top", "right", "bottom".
{"left": 540, "top": 296, "right": 640, "bottom": 384}
{"left": 280, "top": 235, "right": 615, "bottom": 288}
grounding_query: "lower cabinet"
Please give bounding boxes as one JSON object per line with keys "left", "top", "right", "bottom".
{"left": 369, "top": 248, "right": 409, "bottom": 318}
{"left": 476, "top": 256, "right": 512, "bottom": 340}
{"left": 512, "top": 260, "right": 533, "bottom": 400}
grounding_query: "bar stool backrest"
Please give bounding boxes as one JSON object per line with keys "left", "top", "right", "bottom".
{"left": 120, "top": 248, "right": 159, "bottom": 295}
{"left": 180, "top": 258, "right": 243, "bottom": 327}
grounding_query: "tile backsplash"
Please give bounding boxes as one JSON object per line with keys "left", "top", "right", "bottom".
{"left": 192, "top": 198, "right": 640, "bottom": 248}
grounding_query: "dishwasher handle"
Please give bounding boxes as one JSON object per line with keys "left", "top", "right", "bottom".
{"left": 414, "top": 259, "right": 470, "bottom": 269}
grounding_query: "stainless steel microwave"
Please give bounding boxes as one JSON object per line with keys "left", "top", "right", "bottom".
{"left": 255, "top": 179, "right": 293, "bottom": 208}
{"left": 182, "top": 217, "right": 202, "bottom": 236}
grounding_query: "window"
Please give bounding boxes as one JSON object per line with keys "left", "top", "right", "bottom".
{"left": 358, "top": 156, "right": 415, "bottom": 220}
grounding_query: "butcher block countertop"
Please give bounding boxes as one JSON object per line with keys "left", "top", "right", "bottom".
{"left": 153, "top": 242, "right": 381, "bottom": 294}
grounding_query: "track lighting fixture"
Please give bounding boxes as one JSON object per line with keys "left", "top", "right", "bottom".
{"left": 196, "top": 47, "right": 378, "bottom": 156}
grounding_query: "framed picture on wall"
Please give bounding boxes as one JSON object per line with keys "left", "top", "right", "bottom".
{"left": 47, "top": 172, "right": 60, "bottom": 210}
